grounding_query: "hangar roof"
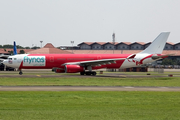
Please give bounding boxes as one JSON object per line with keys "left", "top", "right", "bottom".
{"left": 28, "top": 43, "right": 72, "bottom": 54}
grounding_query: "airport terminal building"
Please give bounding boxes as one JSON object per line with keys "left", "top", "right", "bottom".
{"left": 77, "top": 42, "right": 178, "bottom": 50}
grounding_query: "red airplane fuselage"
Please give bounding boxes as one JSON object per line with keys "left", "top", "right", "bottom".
{"left": 18, "top": 54, "right": 131, "bottom": 70}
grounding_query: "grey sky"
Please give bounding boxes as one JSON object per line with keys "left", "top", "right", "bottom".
{"left": 0, "top": 0, "right": 180, "bottom": 47}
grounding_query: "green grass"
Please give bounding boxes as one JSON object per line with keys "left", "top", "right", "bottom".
{"left": 1, "top": 77, "right": 180, "bottom": 87}
{"left": 106, "top": 71, "right": 180, "bottom": 76}
{"left": 0, "top": 91, "right": 180, "bottom": 120}
{"left": 1, "top": 70, "right": 180, "bottom": 76}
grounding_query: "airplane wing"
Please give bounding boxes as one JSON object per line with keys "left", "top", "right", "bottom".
{"left": 0, "top": 58, "right": 5, "bottom": 63}
{"left": 0, "top": 54, "right": 11, "bottom": 63}
{"left": 0, "top": 54, "right": 10, "bottom": 62}
{"left": 62, "top": 58, "right": 125, "bottom": 66}
{"left": 62, "top": 54, "right": 136, "bottom": 67}
{"left": 0, "top": 54, "right": 9, "bottom": 59}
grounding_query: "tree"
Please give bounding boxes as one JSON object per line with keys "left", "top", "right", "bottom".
{"left": 16, "top": 45, "right": 24, "bottom": 49}
{"left": 25, "top": 47, "right": 30, "bottom": 49}
{"left": 3, "top": 45, "right": 14, "bottom": 48}
{"left": 19, "top": 50, "right": 25, "bottom": 54}
{"left": 161, "top": 58, "right": 177, "bottom": 65}
{"left": 31, "top": 46, "right": 40, "bottom": 49}
{"left": 8, "top": 50, "right": 13, "bottom": 55}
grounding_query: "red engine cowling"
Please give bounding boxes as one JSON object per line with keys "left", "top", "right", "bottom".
{"left": 65, "top": 65, "right": 84, "bottom": 73}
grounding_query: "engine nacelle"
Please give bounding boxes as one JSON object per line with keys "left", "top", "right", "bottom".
{"left": 65, "top": 65, "right": 84, "bottom": 73}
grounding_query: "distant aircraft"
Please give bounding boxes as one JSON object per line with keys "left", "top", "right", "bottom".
{"left": 3, "top": 32, "right": 171, "bottom": 75}
{"left": 0, "top": 41, "right": 17, "bottom": 63}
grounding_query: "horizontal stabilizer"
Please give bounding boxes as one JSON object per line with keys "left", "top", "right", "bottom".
{"left": 151, "top": 54, "right": 174, "bottom": 60}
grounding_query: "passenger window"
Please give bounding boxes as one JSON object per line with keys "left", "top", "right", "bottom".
{"left": 14, "top": 58, "right": 17, "bottom": 60}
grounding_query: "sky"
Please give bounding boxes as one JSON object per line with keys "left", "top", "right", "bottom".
{"left": 0, "top": 0, "right": 180, "bottom": 47}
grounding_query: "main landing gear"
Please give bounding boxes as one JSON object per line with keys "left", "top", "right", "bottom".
{"left": 80, "top": 71, "right": 97, "bottom": 76}
{"left": 19, "top": 70, "right": 23, "bottom": 75}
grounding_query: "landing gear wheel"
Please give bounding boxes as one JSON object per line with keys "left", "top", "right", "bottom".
{"left": 80, "top": 72, "right": 85, "bottom": 75}
{"left": 85, "top": 71, "right": 97, "bottom": 76}
{"left": 85, "top": 72, "right": 91, "bottom": 76}
{"left": 19, "top": 71, "right": 23, "bottom": 75}
{"left": 91, "top": 72, "right": 97, "bottom": 76}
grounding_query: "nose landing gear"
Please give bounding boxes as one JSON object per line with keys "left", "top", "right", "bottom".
{"left": 19, "top": 70, "right": 23, "bottom": 75}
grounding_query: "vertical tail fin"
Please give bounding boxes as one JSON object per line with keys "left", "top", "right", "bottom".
{"left": 13, "top": 41, "right": 17, "bottom": 55}
{"left": 140, "top": 32, "right": 170, "bottom": 54}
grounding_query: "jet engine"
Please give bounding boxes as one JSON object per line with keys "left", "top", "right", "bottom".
{"left": 65, "top": 65, "right": 84, "bottom": 73}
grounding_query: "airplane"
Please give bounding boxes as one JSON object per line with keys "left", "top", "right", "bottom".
{"left": 3, "top": 32, "right": 171, "bottom": 75}
{"left": 0, "top": 41, "right": 17, "bottom": 63}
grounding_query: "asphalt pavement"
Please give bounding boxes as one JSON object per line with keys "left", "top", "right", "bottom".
{"left": 0, "top": 86, "right": 180, "bottom": 91}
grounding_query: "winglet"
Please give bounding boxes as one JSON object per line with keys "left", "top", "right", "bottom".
{"left": 13, "top": 41, "right": 17, "bottom": 55}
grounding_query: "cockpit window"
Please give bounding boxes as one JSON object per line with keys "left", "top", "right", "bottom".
{"left": 8, "top": 58, "right": 12, "bottom": 64}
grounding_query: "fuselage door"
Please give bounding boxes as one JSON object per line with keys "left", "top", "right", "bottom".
{"left": 16, "top": 55, "right": 23, "bottom": 63}
{"left": 18, "top": 58, "right": 22, "bottom": 63}
{"left": 8, "top": 58, "right": 13, "bottom": 64}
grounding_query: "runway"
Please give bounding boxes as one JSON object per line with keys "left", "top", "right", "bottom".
{"left": 0, "top": 74, "right": 177, "bottom": 78}
{"left": 1, "top": 86, "right": 180, "bottom": 91}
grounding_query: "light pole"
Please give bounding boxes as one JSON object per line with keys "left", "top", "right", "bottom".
{"left": 112, "top": 33, "right": 115, "bottom": 54}
{"left": 40, "top": 41, "right": 43, "bottom": 48}
{"left": 71, "top": 41, "right": 74, "bottom": 53}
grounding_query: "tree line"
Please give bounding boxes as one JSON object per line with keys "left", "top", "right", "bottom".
{"left": 161, "top": 58, "right": 180, "bottom": 65}
{"left": 0, "top": 44, "right": 40, "bottom": 54}
{"left": 0, "top": 44, "right": 40, "bottom": 49}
